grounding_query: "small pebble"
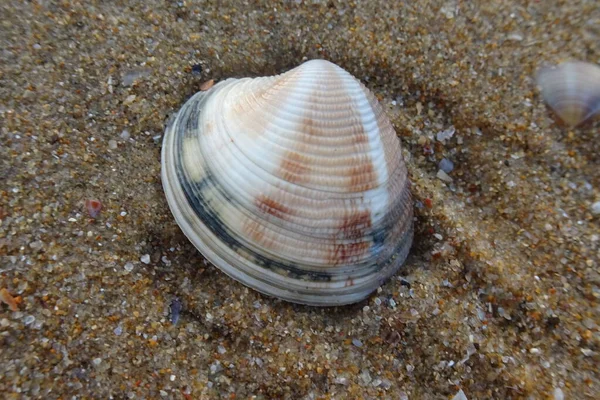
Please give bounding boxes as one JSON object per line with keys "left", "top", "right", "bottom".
{"left": 24, "top": 315, "right": 36, "bottom": 325}
{"left": 436, "top": 126, "right": 455, "bottom": 142}
{"left": 439, "top": 158, "right": 454, "bottom": 173}
{"left": 507, "top": 32, "right": 524, "bottom": 41}
{"left": 120, "top": 129, "right": 131, "bottom": 140}
{"left": 108, "top": 139, "right": 118, "bottom": 150}
{"left": 352, "top": 338, "right": 363, "bottom": 347}
{"left": 580, "top": 348, "right": 593, "bottom": 356}
{"left": 114, "top": 324, "right": 123, "bottom": 336}
{"left": 123, "top": 94, "right": 137, "bottom": 105}
{"left": 209, "top": 361, "right": 223, "bottom": 374}
{"left": 169, "top": 298, "right": 182, "bottom": 325}
{"left": 437, "top": 169, "right": 453, "bottom": 182}
{"left": 498, "top": 307, "right": 511, "bottom": 320}
{"left": 553, "top": 387, "right": 564, "bottom": 400}
{"left": 452, "top": 389, "right": 468, "bottom": 400}
{"left": 380, "top": 379, "right": 392, "bottom": 390}
{"left": 358, "top": 369, "right": 372, "bottom": 386}
{"left": 85, "top": 199, "right": 102, "bottom": 218}
{"left": 334, "top": 376, "right": 349, "bottom": 386}
{"left": 121, "top": 68, "right": 151, "bottom": 87}
{"left": 124, "top": 262, "right": 134, "bottom": 272}
{"left": 591, "top": 201, "right": 600, "bottom": 215}
{"left": 140, "top": 254, "right": 151, "bottom": 264}
{"left": 29, "top": 240, "right": 44, "bottom": 250}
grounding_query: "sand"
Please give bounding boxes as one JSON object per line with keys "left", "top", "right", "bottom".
{"left": 1, "top": 0, "right": 599, "bottom": 398}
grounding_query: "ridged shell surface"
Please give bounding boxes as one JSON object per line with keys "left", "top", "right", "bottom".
{"left": 536, "top": 61, "right": 600, "bottom": 127}
{"left": 161, "top": 59, "right": 413, "bottom": 306}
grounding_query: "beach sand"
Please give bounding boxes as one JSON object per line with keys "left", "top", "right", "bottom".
{"left": 1, "top": 0, "right": 599, "bottom": 398}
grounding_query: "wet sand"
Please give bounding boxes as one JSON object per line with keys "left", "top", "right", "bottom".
{"left": 1, "top": 1, "right": 599, "bottom": 398}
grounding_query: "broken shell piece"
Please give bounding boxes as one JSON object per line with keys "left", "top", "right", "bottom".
{"left": 199, "top": 79, "right": 215, "bottom": 91}
{"left": 536, "top": 61, "right": 600, "bottom": 127}
{"left": 0, "top": 288, "right": 18, "bottom": 311}
{"left": 161, "top": 59, "right": 413, "bottom": 306}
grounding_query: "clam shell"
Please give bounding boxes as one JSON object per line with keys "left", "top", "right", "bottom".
{"left": 536, "top": 61, "right": 600, "bottom": 127}
{"left": 161, "top": 59, "right": 413, "bottom": 306}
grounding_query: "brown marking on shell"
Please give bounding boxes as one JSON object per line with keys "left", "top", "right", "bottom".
{"left": 230, "top": 94, "right": 257, "bottom": 116}
{"left": 243, "top": 219, "right": 265, "bottom": 243}
{"left": 241, "top": 218, "right": 277, "bottom": 251}
{"left": 301, "top": 116, "right": 318, "bottom": 136}
{"left": 339, "top": 209, "right": 372, "bottom": 240}
{"left": 336, "top": 74, "right": 377, "bottom": 192}
{"left": 328, "top": 241, "right": 371, "bottom": 266}
{"left": 255, "top": 194, "right": 291, "bottom": 220}
{"left": 353, "top": 129, "right": 369, "bottom": 144}
{"left": 205, "top": 121, "right": 214, "bottom": 135}
{"left": 347, "top": 161, "right": 377, "bottom": 192}
{"left": 326, "top": 210, "right": 372, "bottom": 266}
{"left": 279, "top": 151, "right": 311, "bottom": 184}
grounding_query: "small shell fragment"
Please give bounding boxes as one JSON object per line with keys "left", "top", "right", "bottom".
{"left": 0, "top": 288, "right": 18, "bottom": 311}
{"left": 536, "top": 61, "right": 600, "bottom": 127}
{"left": 199, "top": 79, "right": 214, "bottom": 91}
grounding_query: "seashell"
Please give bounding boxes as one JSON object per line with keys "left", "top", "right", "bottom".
{"left": 161, "top": 59, "right": 413, "bottom": 306}
{"left": 536, "top": 60, "right": 600, "bottom": 127}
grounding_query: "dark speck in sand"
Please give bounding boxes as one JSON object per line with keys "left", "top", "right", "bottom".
{"left": 169, "top": 297, "right": 182, "bottom": 325}
{"left": 191, "top": 64, "right": 203, "bottom": 75}
{"left": 399, "top": 278, "right": 411, "bottom": 288}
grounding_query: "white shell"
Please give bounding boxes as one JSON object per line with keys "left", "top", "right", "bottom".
{"left": 536, "top": 61, "right": 600, "bottom": 127}
{"left": 161, "top": 60, "right": 413, "bottom": 306}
